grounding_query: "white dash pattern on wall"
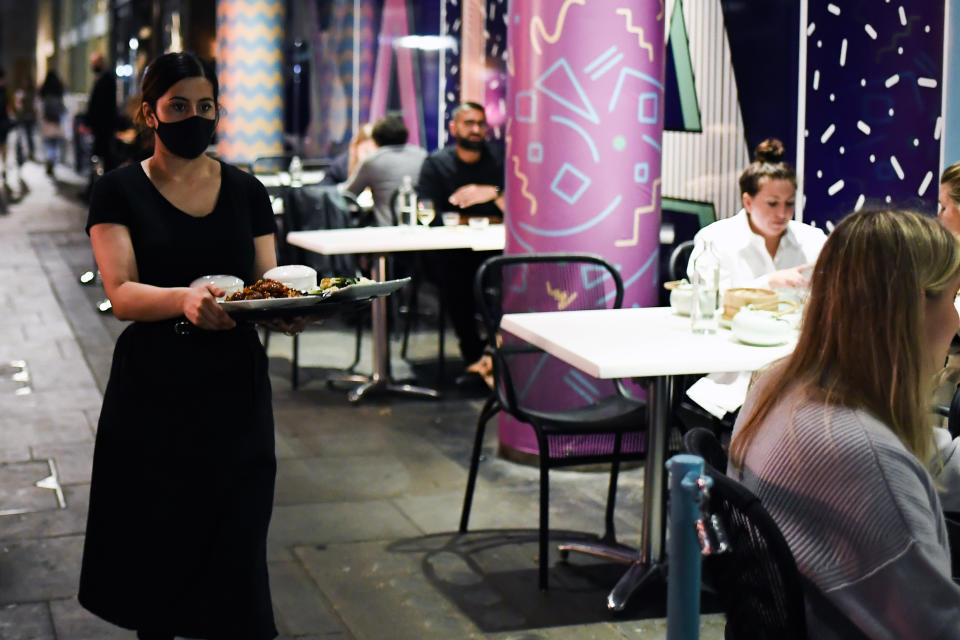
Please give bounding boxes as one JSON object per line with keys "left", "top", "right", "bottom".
{"left": 827, "top": 3, "right": 841, "bottom": 15}
{"left": 885, "top": 74, "right": 900, "bottom": 87}
{"left": 854, "top": 194, "right": 865, "bottom": 211}
{"left": 890, "top": 155, "right": 904, "bottom": 180}
{"left": 820, "top": 123, "right": 836, "bottom": 143}
{"left": 918, "top": 171, "right": 933, "bottom": 197}
{"left": 857, "top": 120, "right": 871, "bottom": 135}
{"left": 864, "top": 24, "right": 877, "bottom": 39}
{"left": 917, "top": 77, "right": 937, "bottom": 88}
{"left": 828, "top": 179, "right": 845, "bottom": 196}
{"left": 839, "top": 38, "right": 848, "bottom": 66}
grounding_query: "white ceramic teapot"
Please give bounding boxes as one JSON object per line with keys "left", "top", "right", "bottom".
{"left": 731, "top": 302, "right": 798, "bottom": 346}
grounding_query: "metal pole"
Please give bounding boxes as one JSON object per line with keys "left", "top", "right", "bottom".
{"left": 666, "top": 454, "right": 708, "bottom": 640}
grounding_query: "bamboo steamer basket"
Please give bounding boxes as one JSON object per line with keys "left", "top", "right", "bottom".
{"left": 722, "top": 287, "right": 779, "bottom": 320}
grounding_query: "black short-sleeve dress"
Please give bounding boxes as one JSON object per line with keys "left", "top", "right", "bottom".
{"left": 78, "top": 160, "right": 278, "bottom": 639}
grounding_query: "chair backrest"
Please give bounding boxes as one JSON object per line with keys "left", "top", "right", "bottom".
{"left": 948, "top": 384, "right": 960, "bottom": 439}
{"left": 682, "top": 427, "right": 728, "bottom": 473}
{"left": 281, "top": 185, "right": 359, "bottom": 276}
{"left": 474, "top": 253, "right": 624, "bottom": 417}
{"left": 700, "top": 468, "right": 808, "bottom": 640}
{"left": 668, "top": 239, "right": 695, "bottom": 282}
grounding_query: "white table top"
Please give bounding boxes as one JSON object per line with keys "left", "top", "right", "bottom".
{"left": 500, "top": 306, "right": 796, "bottom": 379}
{"left": 287, "top": 224, "right": 506, "bottom": 255}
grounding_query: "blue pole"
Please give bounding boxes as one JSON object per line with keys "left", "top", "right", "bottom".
{"left": 666, "top": 454, "right": 709, "bottom": 640}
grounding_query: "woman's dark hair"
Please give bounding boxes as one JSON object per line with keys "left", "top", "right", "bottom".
{"left": 738, "top": 138, "right": 797, "bottom": 196}
{"left": 372, "top": 113, "right": 409, "bottom": 146}
{"left": 39, "top": 70, "right": 64, "bottom": 97}
{"left": 135, "top": 51, "right": 218, "bottom": 129}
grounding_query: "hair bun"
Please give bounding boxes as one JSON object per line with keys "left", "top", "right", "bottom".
{"left": 754, "top": 138, "right": 785, "bottom": 163}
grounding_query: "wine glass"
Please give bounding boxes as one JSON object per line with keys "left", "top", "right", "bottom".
{"left": 417, "top": 199, "right": 436, "bottom": 226}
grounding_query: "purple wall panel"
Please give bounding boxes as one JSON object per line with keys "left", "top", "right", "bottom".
{"left": 802, "top": 1, "right": 944, "bottom": 224}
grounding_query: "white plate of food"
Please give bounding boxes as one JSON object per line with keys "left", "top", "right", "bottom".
{"left": 313, "top": 277, "right": 411, "bottom": 301}
{"left": 219, "top": 295, "right": 323, "bottom": 312}
{"left": 218, "top": 278, "right": 319, "bottom": 312}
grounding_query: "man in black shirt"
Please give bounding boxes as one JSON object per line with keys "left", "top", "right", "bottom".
{"left": 417, "top": 102, "right": 504, "bottom": 382}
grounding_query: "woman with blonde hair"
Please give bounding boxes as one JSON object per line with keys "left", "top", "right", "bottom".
{"left": 731, "top": 208, "right": 960, "bottom": 638}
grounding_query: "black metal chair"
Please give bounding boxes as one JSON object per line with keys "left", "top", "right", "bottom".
{"left": 276, "top": 184, "right": 367, "bottom": 388}
{"left": 684, "top": 428, "right": 870, "bottom": 639}
{"left": 668, "top": 239, "right": 695, "bottom": 282}
{"left": 933, "top": 383, "right": 960, "bottom": 439}
{"left": 459, "top": 252, "right": 648, "bottom": 590}
{"left": 682, "top": 427, "right": 728, "bottom": 473}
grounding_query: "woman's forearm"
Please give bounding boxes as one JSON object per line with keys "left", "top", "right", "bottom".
{"left": 107, "top": 281, "right": 190, "bottom": 322}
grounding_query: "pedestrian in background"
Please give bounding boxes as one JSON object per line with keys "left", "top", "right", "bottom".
{"left": 38, "top": 70, "right": 65, "bottom": 177}
{"left": 85, "top": 52, "right": 118, "bottom": 173}
{"left": 0, "top": 67, "right": 15, "bottom": 192}
{"left": 13, "top": 76, "right": 36, "bottom": 165}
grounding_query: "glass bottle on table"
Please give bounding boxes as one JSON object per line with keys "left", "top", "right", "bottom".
{"left": 690, "top": 240, "right": 721, "bottom": 334}
{"left": 395, "top": 175, "right": 418, "bottom": 227}
{"left": 288, "top": 155, "right": 303, "bottom": 187}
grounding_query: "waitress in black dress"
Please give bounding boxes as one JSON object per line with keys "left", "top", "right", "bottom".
{"left": 79, "top": 52, "right": 280, "bottom": 639}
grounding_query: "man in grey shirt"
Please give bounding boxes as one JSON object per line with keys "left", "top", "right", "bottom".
{"left": 339, "top": 113, "right": 426, "bottom": 226}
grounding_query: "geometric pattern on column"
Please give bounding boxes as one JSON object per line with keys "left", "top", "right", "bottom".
{"left": 216, "top": 0, "right": 285, "bottom": 164}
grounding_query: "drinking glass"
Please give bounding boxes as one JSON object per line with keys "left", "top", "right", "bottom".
{"left": 417, "top": 199, "right": 436, "bottom": 226}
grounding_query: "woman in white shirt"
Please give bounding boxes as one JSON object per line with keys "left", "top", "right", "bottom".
{"left": 731, "top": 209, "right": 960, "bottom": 638}
{"left": 687, "top": 138, "right": 826, "bottom": 291}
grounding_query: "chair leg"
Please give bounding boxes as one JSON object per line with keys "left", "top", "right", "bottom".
{"left": 347, "top": 319, "right": 362, "bottom": 372}
{"left": 437, "top": 296, "right": 446, "bottom": 387}
{"left": 537, "top": 430, "right": 551, "bottom": 591}
{"left": 459, "top": 394, "right": 500, "bottom": 533}
{"left": 262, "top": 328, "right": 271, "bottom": 351}
{"left": 603, "top": 432, "right": 624, "bottom": 543}
{"left": 401, "top": 280, "right": 419, "bottom": 360}
{"left": 291, "top": 333, "right": 299, "bottom": 390}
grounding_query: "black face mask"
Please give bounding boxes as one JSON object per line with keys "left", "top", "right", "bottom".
{"left": 455, "top": 136, "right": 484, "bottom": 151}
{"left": 155, "top": 115, "right": 216, "bottom": 159}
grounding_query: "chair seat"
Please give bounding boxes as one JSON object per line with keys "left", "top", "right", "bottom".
{"left": 522, "top": 395, "right": 646, "bottom": 432}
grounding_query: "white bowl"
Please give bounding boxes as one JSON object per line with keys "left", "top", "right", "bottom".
{"left": 468, "top": 216, "right": 490, "bottom": 229}
{"left": 189, "top": 274, "right": 244, "bottom": 298}
{"left": 731, "top": 307, "right": 793, "bottom": 346}
{"left": 442, "top": 212, "right": 460, "bottom": 226}
{"left": 263, "top": 265, "right": 317, "bottom": 292}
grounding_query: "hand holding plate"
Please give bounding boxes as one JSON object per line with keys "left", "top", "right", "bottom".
{"left": 183, "top": 284, "right": 236, "bottom": 330}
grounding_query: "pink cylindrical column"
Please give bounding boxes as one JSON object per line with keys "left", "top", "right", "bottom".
{"left": 499, "top": 0, "right": 666, "bottom": 456}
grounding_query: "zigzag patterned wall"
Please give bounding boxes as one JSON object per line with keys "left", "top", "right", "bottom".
{"left": 216, "top": 0, "right": 285, "bottom": 164}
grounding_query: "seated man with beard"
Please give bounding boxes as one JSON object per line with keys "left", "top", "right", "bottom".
{"left": 416, "top": 102, "right": 504, "bottom": 383}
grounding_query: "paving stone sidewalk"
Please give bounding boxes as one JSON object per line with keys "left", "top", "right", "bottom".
{"left": 0, "top": 159, "right": 724, "bottom": 639}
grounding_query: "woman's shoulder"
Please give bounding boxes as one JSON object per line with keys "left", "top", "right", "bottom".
{"left": 693, "top": 211, "right": 749, "bottom": 245}
{"left": 218, "top": 159, "right": 266, "bottom": 191}
{"left": 93, "top": 162, "right": 145, "bottom": 193}
{"left": 787, "top": 219, "right": 828, "bottom": 241}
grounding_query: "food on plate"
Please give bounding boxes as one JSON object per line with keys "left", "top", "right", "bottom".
{"left": 225, "top": 278, "right": 304, "bottom": 301}
{"left": 314, "top": 276, "right": 375, "bottom": 292}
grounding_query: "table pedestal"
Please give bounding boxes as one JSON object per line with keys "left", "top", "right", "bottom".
{"left": 556, "top": 376, "right": 670, "bottom": 610}
{"left": 346, "top": 254, "right": 440, "bottom": 403}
